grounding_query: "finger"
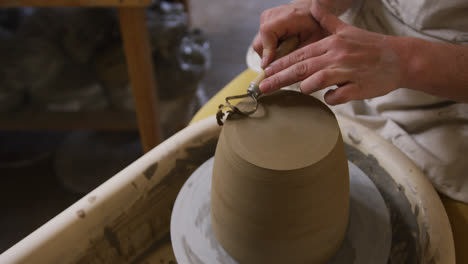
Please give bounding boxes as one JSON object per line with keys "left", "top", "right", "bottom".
{"left": 324, "top": 83, "right": 360, "bottom": 105}
{"left": 252, "top": 33, "right": 263, "bottom": 57}
{"left": 300, "top": 68, "right": 353, "bottom": 94}
{"left": 260, "top": 57, "right": 326, "bottom": 93}
{"left": 310, "top": 0, "right": 347, "bottom": 34}
{"left": 259, "top": 24, "right": 279, "bottom": 68}
{"left": 264, "top": 38, "right": 330, "bottom": 77}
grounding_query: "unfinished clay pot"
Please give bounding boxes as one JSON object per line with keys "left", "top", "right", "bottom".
{"left": 211, "top": 90, "right": 349, "bottom": 263}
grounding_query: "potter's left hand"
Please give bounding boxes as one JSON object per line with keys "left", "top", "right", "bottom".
{"left": 259, "top": 1, "right": 402, "bottom": 105}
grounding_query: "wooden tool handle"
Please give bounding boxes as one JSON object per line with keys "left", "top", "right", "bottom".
{"left": 251, "top": 36, "right": 300, "bottom": 87}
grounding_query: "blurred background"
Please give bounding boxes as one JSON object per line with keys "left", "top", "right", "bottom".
{"left": 0, "top": 0, "right": 284, "bottom": 253}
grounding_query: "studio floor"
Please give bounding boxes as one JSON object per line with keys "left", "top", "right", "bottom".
{"left": 0, "top": 0, "right": 285, "bottom": 254}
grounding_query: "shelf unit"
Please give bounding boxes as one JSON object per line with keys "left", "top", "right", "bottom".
{"left": 0, "top": 0, "right": 190, "bottom": 152}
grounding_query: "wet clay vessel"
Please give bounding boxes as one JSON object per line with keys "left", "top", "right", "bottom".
{"left": 211, "top": 90, "right": 350, "bottom": 263}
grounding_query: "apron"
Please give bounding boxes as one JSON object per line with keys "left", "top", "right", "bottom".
{"left": 331, "top": 0, "right": 468, "bottom": 202}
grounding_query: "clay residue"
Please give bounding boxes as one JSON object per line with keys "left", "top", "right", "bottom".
{"left": 104, "top": 226, "right": 123, "bottom": 256}
{"left": 143, "top": 163, "right": 158, "bottom": 180}
{"left": 182, "top": 236, "right": 203, "bottom": 264}
{"left": 76, "top": 210, "right": 86, "bottom": 218}
{"left": 73, "top": 136, "right": 218, "bottom": 264}
{"left": 348, "top": 132, "right": 361, "bottom": 145}
{"left": 88, "top": 196, "right": 97, "bottom": 203}
{"left": 205, "top": 218, "right": 237, "bottom": 264}
{"left": 148, "top": 138, "right": 218, "bottom": 195}
{"left": 129, "top": 233, "right": 175, "bottom": 264}
{"left": 345, "top": 144, "right": 435, "bottom": 264}
{"left": 195, "top": 202, "right": 210, "bottom": 228}
{"left": 347, "top": 126, "right": 362, "bottom": 145}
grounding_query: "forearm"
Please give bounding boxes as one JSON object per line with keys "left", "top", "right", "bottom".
{"left": 392, "top": 37, "right": 468, "bottom": 102}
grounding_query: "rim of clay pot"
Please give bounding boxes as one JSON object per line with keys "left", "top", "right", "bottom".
{"left": 223, "top": 90, "right": 341, "bottom": 171}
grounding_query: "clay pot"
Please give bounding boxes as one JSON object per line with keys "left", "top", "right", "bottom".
{"left": 211, "top": 90, "right": 349, "bottom": 263}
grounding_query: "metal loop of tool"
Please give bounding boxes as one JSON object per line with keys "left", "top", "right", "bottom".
{"left": 215, "top": 36, "right": 300, "bottom": 126}
{"left": 216, "top": 88, "right": 260, "bottom": 126}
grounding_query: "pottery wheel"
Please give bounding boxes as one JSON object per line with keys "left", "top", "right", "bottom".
{"left": 171, "top": 157, "right": 392, "bottom": 263}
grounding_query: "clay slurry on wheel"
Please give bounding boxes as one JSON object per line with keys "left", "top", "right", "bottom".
{"left": 171, "top": 158, "right": 391, "bottom": 264}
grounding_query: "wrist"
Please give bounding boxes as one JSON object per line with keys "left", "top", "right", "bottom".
{"left": 388, "top": 36, "right": 426, "bottom": 90}
{"left": 388, "top": 35, "right": 468, "bottom": 101}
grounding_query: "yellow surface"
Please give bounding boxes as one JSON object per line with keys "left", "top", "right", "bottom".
{"left": 191, "top": 69, "right": 468, "bottom": 262}
{"left": 440, "top": 194, "right": 468, "bottom": 263}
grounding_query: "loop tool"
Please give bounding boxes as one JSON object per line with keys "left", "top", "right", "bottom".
{"left": 216, "top": 36, "right": 300, "bottom": 125}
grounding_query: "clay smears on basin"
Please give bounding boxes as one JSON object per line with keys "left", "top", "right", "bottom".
{"left": 211, "top": 90, "right": 350, "bottom": 264}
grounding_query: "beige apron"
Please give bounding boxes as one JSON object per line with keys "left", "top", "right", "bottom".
{"left": 333, "top": 0, "right": 468, "bottom": 202}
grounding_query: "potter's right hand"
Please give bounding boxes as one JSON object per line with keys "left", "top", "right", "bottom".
{"left": 252, "top": 0, "right": 325, "bottom": 69}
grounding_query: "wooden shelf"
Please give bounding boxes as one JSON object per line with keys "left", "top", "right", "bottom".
{"left": 0, "top": 0, "right": 193, "bottom": 149}
{"left": 0, "top": 0, "right": 151, "bottom": 7}
{"left": 0, "top": 109, "right": 138, "bottom": 130}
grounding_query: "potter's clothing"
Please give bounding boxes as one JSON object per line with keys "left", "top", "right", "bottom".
{"left": 332, "top": 0, "right": 468, "bottom": 202}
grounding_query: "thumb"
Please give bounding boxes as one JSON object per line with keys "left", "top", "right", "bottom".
{"left": 310, "top": 1, "right": 346, "bottom": 34}
{"left": 260, "top": 30, "right": 277, "bottom": 68}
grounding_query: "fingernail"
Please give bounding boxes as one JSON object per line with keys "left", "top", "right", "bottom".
{"left": 261, "top": 57, "right": 268, "bottom": 68}
{"left": 261, "top": 49, "right": 270, "bottom": 68}
{"left": 264, "top": 65, "right": 273, "bottom": 76}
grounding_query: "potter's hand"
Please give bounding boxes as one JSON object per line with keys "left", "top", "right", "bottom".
{"left": 252, "top": 0, "right": 326, "bottom": 69}
{"left": 259, "top": 1, "right": 402, "bottom": 105}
